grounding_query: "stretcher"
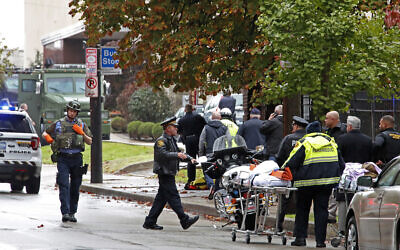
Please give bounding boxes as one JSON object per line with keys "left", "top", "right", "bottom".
{"left": 230, "top": 178, "right": 297, "bottom": 245}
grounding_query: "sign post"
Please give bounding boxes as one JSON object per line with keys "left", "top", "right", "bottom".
{"left": 85, "top": 47, "right": 103, "bottom": 183}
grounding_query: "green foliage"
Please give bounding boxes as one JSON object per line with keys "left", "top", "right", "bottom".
{"left": 128, "top": 88, "right": 173, "bottom": 122}
{"left": 152, "top": 123, "right": 163, "bottom": 139}
{"left": 68, "top": 0, "right": 271, "bottom": 95}
{"left": 137, "top": 123, "right": 147, "bottom": 139}
{"left": 127, "top": 120, "right": 142, "bottom": 139}
{"left": 111, "top": 116, "right": 127, "bottom": 132}
{"left": 0, "top": 38, "right": 16, "bottom": 89}
{"left": 256, "top": 0, "right": 400, "bottom": 118}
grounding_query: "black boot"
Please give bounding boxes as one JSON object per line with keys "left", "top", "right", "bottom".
{"left": 291, "top": 238, "right": 306, "bottom": 246}
{"left": 181, "top": 215, "right": 199, "bottom": 230}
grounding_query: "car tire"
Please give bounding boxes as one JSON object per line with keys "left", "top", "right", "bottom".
{"left": 345, "top": 216, "right": 358, "bottom": 250}
{"left": 26, "top": 176, "right": 40, "bottom": 194}
{"left": 10, "top": 182, "right": 24, "bottom": 192}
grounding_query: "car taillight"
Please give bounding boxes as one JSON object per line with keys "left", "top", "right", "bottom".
{"left": 31, "top": 137, "right": 40, "bottom": 150}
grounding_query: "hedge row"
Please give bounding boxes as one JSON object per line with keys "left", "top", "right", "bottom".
{"left": 112, "top": 117, "right": 164, "bottom": 140}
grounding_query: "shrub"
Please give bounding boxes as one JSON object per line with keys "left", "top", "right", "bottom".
{"left": 152, "top": 123, "right": 163, "bottom": 139}
{"left": 137, "top": 123, "right": 147, "bottom": 139}
{"left": 143, "top": 122, "right": 155, "bottom": 138}
{"left": 111, "top": 116, "right": 127, "bottom": 132}
{"left": 128, "top": 87, "right": 173, "bottom": 122}
{"left": 127, "top": 121, "right": 142, "bottom": 139}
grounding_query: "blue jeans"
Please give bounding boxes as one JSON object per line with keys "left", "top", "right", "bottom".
{"left": 57, "top": 154, "right": 83, "bottom": 215}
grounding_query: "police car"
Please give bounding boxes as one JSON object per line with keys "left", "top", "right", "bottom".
{"left": 0, "top": 102, "right": 42, "bottom": 194}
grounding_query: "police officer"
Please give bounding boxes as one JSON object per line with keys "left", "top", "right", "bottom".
{"left": 143, "top": 117, "right": 199, "bottom": 230}
{"left": 178, "top": 104, "right": 206, "bottom": 188}
{"left": 220, "top": 108, "right": 238, "bottom": 136}
{"left": 373, "top": 115, "right": 400, "bottom": 167}
{"left": 42, "top": 100, "right": 92, "bottom": 223}
{"left": 275, "top": 116, "right": 308, "bottom": 232}
{"left": 283, "top": 121, "right": 344, "bottom": 247}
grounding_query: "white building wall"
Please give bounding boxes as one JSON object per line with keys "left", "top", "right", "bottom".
{"left": 24, "top": 0, "right": 80, "bottom": 68}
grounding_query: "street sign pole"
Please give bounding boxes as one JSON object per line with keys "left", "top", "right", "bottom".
{"left": 90, "top": 46, "right": 103, "bottom": 183}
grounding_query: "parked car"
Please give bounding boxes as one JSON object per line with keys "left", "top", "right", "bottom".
{"left": 345, "top": 157, "right": 400, "bottom": 249}
{"left": 203, "top": 93, "right": 244, "bottom": 125}
{"left": 175, "top": 105, "right": 204, "bottom": 121}
{"left": 0, "top": 108, "right": 42, "bottom": 194}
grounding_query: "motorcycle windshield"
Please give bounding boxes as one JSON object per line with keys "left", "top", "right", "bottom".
{"left": 212, "top": 134, "right": 247, "bottom": 152}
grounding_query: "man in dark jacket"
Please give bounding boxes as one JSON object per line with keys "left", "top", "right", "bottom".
{"left": 324, "top": 111, "right": 346, "bottom": 142}
{"left": 198, "top": 110, "right": 227, "bottom": 198}
{"left": 260, "top": 104, "right": 283, "bottom": 161}
{"left": 178, "top": 104, "right": 207, "bottom": 188}
{"left": 373, "top": 115, "right": 400, "bottom": 167}
{"left": 275, "top": 116, "right": 308, "bottom": 232}
{"left": 335, "top": 115, "right": 372, "bottom": 235}
{"left": 283, "top": 121, "right": 345, "bottom": 248}
{"left": 218, "top": 90, "right": 236, "bottom": 115}
{"left": 237, "top": 108, "right": 265, "bottom": 150}
{"left": 324, "top": 110, "right": 346, "bottom": 222}
{"left": 143, "top": 117, "right": 199, "bottom": 230}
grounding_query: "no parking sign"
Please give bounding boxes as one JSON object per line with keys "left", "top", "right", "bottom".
{"left": 85, "top": 76, "right": 98, "bottom": 97}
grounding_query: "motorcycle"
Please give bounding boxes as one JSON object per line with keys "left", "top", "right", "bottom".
{"left": 200, "top": 134, "right": 264, "bottom": 230}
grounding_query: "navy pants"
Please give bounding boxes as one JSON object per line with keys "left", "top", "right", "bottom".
{"left": 294, "top": 187, "right": 332, "bottom": 244}
{"left": 57, "top": 154, "right": 83, "bottom": 215}
{"left": 144, "top": 174, "right": 188, "bottom": 225}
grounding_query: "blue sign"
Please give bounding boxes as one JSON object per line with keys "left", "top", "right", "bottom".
{"left": 101, "top": 47, "right": 119, "bottom": 69}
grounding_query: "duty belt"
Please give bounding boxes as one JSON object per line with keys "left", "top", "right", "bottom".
{"left": 59, "top": 152, "right": 82, "bottom": 158}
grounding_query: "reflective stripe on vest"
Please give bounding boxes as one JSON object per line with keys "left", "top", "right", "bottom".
{"left": 294, "top": 177, "right": 340, "bottom": 187}
{"left": 220, "top": 119, "right": 238, "bottom": 137}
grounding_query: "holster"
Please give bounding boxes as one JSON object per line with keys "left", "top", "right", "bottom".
{"left": 80, "top": 164, "right": 88, "bottom": 175}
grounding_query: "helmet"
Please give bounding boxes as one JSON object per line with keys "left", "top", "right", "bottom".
{"left": 66, "top": 100, "right": 81, "bottom": 112}
{"left": 220, "top": 108, "right": 232, "bottom": 117}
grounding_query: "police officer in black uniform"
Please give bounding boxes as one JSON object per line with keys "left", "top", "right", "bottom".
{"left": 373, "top": 115, "right": 400, "bottom": 168}
{"left": 275, "top": 116, "right": 308, "bottom": 232}
{"left": 42, "top": 100, "right": 92, "bottom": 223}
{"left": 178, "top": 104, "right": 206, "bottom": 188}
{"left": 143, "top": 117, "right": 199, "bottom": 230}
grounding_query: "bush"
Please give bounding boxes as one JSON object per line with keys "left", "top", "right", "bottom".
{"left": 111, "top": 116, "right": 127, "bottom": 132}
{"left": 152, "top": 123, "right": 163, "bottom": 139}
{"left": 128, "top": 87, "right": 173, "bottom": 122}
{"left": 127, "top": 121, "right": 142, "bottom": 139}
{"left": 137, "top": 123, "right": 147, "bottom": 139}
{"left": 143, "top": 122, "right": 155, "bottom": 138}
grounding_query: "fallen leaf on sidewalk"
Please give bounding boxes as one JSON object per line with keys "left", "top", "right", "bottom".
{"left": 37, "top": 224, "right": 44, "bottom": 228}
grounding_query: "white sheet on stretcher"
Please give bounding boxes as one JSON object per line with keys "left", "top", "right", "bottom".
{"left": 252, "top": 173, "right": 291, "bottom": 187}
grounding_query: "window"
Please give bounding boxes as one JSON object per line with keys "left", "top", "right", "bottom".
{"left": 21, "top": 80, "right": 36, "bottom": 92}
{"left": 377, "top": 161, "right": 400, "bottom": 187}
{"left": 0, "top": 114, "right": 32, "bottom": 133}
{"left": 4, "top": 75, "right": 18, "bottom": 91}
{"left": 75, "top": 77, "right": 85, "bottom": 94}
{"left": 47, "top": 77, "right": 73, "bottom": 93}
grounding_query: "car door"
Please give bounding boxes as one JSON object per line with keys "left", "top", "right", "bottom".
{"left": 378, "top": 161, "right": 400, "bottom": 249}
{"left": 357, "top": 187, "right": 382, "bottom": 249}
{"left": 18, "top": 73, "right": 41, "bottom": 133}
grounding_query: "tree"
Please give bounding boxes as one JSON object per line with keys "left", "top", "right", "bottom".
{"left": 0, "top": 38, "right": 16, "bottom": 88}
{"left": 128, "top": 87, "right": 173, "bottom": 122}
{"left": 29, "top": 50, "right": 43, "bottom": 69}
{"left": 68, "top": 0, "right": 271, "bottom": 96}
{"left": 256, "top": 0, "right": 400, "bottom": 118}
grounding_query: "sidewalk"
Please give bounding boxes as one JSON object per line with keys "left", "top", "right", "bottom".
{"left": 81, "top": 133, "right": 322, "bottom": 236}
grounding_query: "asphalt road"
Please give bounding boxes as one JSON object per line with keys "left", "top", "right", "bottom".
{"left": 0, "top": 165, "right": 335, "bottom": 249}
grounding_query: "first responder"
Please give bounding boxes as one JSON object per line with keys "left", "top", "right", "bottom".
{"left": 220, "top": 108, "right": 238, "bottom": 136}
{"left": 373, "top": 115, "right": 400, "bottom": 168}
{"left": 143, "top": 117, "right": 199, "bottom": 230}
{"left": 42, "top": 100, "right": 92, "bottom": 223}
{"left": 282, "top": 121, "right": 345, "bottom": 248}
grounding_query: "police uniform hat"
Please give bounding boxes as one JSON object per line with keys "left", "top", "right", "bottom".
{"left": 160, "top": 116, "right": 178, "bottom": 129}
{"left": 292, "top": 116, "right": 308, "bottom": 127}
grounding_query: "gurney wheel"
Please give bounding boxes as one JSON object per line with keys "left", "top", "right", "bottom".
{"left": 267, "top": 235, "right": 272, "bottom": 243}
{"left": 231, "top": 231, "right": 236, "bottom": 242}
{"left": 282, "top": 236, "right": 287, "bottom": 245}
{"left": 331, "top": 237, "right": 341, "bottom": 247}
{"left": 246, "top": 234, "right": 250, "bottom": 244}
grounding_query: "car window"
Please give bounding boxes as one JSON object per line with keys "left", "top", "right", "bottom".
{"left": 0, "top": 114, "right": 32, "bottom": 133}
{"left": 4, "top": 75, "right": 18, "bottom": 91}
{"left": 21, "top": 79, "right": 36, "bottom": 92}
{"left": 377, "top": 161, "right": 400, "bottom": 187}
{"left": 47, "top": 77, "right": 74, "bottom": 93}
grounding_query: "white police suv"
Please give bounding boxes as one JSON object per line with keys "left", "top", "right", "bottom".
{"left": 0, "top": 107, "right": 42, "bottom": 194}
